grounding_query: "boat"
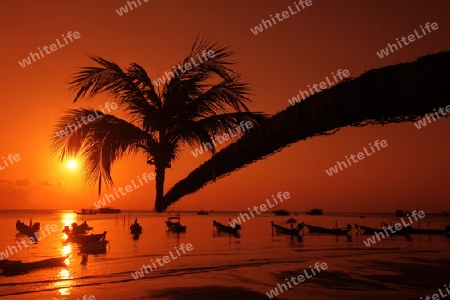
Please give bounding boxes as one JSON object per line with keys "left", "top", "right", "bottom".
{"left": 355, "top": 224, "right": 410, "bottom": 235}
{"left": 15, "top": 220, "right": 40, "bottom": 236}
{"left": 272, "top": 209, "right": 290, "bottom": 216}
{"left": 197, "top": 210, "right": 209, "bottom": 215}
{"left": 63, "top": 221, "right": 93, "bottom": 235}
{"left": 271, "top": 221, "right": 303, "bottom": 236}
{"left": 303, "top": 223, "right": 352, "bottom": 236}
{"left": 166, "top": 214, "right": 186, "bottom": 233}
{"left": 354, "top": 224, "right": 379, "bottom": 235}
{"left": 213, "top": 220, "right": 241, "bottom": 236}
{"left": 305, "top": 208, "right": 323, "bottom": 215}
{"left": 130, "top": 218, "right": 143, "bottom": 234}
{"left": 0, "top": 256, "right": 67, "bottom": 276}
{"left": 395, "top": 209, "right": 411, "bottom": 217}
{"left": 79, "top": 240, "right": 109, "bottom": 254}
{"left": 404, "top": 225, "right": 450, "bottom": 235}
{"left": 67, "top": 231, "right": 107, "bottom": 244}
{"left": 97, "top": 207, "right": 121, "bottom": 214}
{"left": 73, "top": 208, "right": 97, "bottom": 215}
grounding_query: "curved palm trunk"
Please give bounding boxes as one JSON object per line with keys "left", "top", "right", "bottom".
{"left": 155, "top": 165, "right": 166, "bottom": 212}
{"left": 155, "top": 51, "right": 450, "bottom": 212}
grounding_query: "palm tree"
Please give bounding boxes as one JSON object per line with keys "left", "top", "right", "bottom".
{"left": 51, "top": 38, "right": 267, "bottom": 211}
{"left": 158, "top": 51, "right": 450, "bottom": 212}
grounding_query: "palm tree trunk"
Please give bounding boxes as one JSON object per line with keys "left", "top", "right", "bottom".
{"left": 154, "top": 164, "right": 166, "bottom": 212}
{"left": 155, "top": 51, "right": 450, "bottom": 212}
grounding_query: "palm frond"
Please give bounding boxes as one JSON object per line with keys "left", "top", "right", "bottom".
{"left": 51, "top": 109, "right": 154, "bottom": 192}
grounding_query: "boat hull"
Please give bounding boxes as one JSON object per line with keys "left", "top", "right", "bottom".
{"left": 304, "top": 224, "right": 350, "bottom": 236}
{"left": 80, "top": 240, "right": 109, "bottom": 254}
{"left": 213, "top": 220, "right": 240, "bottom": 236}
{"left": 271, "top": 222, "right": 300, "bottom": 236}
{"left": 0, "top": 257, "right": 67, "bottom": 276}
{"left": 166, "top": 221, "right": 186, "bottom": 233}
{"left": 68, "top": 232, "right": 107, "bottom": 244}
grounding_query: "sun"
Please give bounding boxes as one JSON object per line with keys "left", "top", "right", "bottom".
{"left": 66, "top": 159, "right": 78, "bottom": 169}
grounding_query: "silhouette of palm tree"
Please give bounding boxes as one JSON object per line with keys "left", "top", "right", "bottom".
{"left": 51, "top": 38, "right": 267, "bottom": 210}
{"left": 159, "top": 51, "right": 450, "bottom": 212}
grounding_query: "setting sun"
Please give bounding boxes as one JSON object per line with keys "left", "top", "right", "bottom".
{"left": 66, "top": 160, "right": 78, "bottom": 169}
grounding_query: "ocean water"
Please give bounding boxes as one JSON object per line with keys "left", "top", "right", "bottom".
{"left": 0, "top": 210, "right": 449, "bottom": 299}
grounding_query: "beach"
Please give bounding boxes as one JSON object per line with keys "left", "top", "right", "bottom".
{"left": 0, "top": 210, "right": 448, "bottom": 299}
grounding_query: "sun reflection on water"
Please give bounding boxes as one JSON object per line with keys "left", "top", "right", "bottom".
{"left": 54, "top": 268, "right": 75, "bottom": 296}
{"left": 55, "top": 212, "right": 77, "bottom": 297}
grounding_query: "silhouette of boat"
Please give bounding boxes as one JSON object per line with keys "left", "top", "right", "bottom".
{"left": 395, "top": 209, "right": 411, "bottom": 217}
{"left": 355, "top": 224, "right": 379, "bottom": 235}
{"left": 130, "top": 218, "right": 142, "bottom": 234}
{"left": 305, "top": 208, "right": 323, "bottom": 215}
{"left": 68, "top": 231, "right": 107, "bottom": 244}
{"left": 73, "top": 208, "right": 97, "bottom": 215}
{"left": 405, "top": 225, "right": 450, "bottom": 235}
{"left": 355, "top": 224, "right": 409, "bottom": 235}
{"left": 80, "top": 240, "right": 109, "bottom": 254}
{"left": 272, "top": 209, "right": 290, "bottom": 216}
{"left": 197, "top": 210, "right": 209, "bottom": 215}
{"left": 213, "top": 220, "right": 240, "bottom": 236}
{"left": 271, "top": 221, "right": 303, "bottom": 236}
{"left": 97, "top": 207, "right": 121, "bottom": 214}
{"left": 63, "top": 221, "right": 93, "bottom": 235}
{"left": 303, "top": 223, "right": 351, "bottom": 235}
{"left": 16, "top": 220, "right": 40, "bottom": 236}
{"left": 0, "top": 256, "right": 67, "bottom": 276}
{"left": 166, "top": 214, "right": 186, "bottom": 233}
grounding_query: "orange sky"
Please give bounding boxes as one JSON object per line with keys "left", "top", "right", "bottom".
{"left": 0, "top": 0, "right": 449, "bottom": 212}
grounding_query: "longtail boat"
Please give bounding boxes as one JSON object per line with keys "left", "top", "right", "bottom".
{"left": 68, "top": 231, "right": 107, "bottom": 244}
{"left": 271, "top": 221, "right": 303, "bottom": 236}
{"left": 73, "top": 208, "right": 97, "bottom": 215}
{"left": 79, "top": 240, "right": 109, "bottom": 254}
{"left": 63, "top": 221, "right": 93, "bottom": 235}
{"left": 405, "top": 225, "right": 450, "bottom": 235}
{"left": 303, "top": 223, "right": 351, "bottom": 236}
{"left": 305, "top": 208, "right": 323, "bottom": 215}
{"left": 213, "top": 220, "right": 241, "bottom": 236}
{"left": 0, "top": 256, "right": 67, "bottom": 276}
{"left": 272, "top": 209, "right": 290, "bottom": 216}
{"left": 130, "top": 218, "right": 143, "bottom": 234}
{"left": 166, "top": 214, "right": 186, "bottom": 233}
{"left": 16, "top": 220, "right": 40, "bottom": 236}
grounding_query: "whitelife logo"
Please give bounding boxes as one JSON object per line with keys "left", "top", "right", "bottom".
{"left": 250, "top": 0, "right": 313, "bottom": 35}
{"left": 0, "top": 224, "right": 59, "bottom": 260}
{"left": 55, "top": 102, "right": 119, "bottom": 139}
{"left": 325, "top": 140, "right": 388, "bottom": 176}
{"left": 115, "top": 0, "right": 149, "bottom": 16}
{"left": 287, "top": 69, "right": 350, "bottom": 106}
{"left": 131, "top": 243, "right": 193, "bottom": 279}
{"left": 18, "top": 31, "right": 81, "bottom": 68}
{"left": 363, "top": 210, "right": 425, "bottom": 247}
{"left": 376, "top": 22, "right": 438, "bottom": 59}
{"left": 93, "top": 172, "right": 155, "bottom": 209}
{"left": 228, "top": 191, "right": 291, "bottom": 227}
{"left": 190, "top": 121, "right": 253, "bottom": 158}
{"left": 413, "top": 105, "right": 450, "bottom": 129}
{"left": 0, "top": 153, "right": 21, "bottom": 171}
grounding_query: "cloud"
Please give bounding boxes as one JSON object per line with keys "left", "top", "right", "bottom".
{"left": 37, "top": 180, "right": 68, "bottom": 187}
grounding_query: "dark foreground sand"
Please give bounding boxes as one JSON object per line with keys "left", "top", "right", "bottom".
{"left": 4, "top": 248, "right": 449, "bottom": 299}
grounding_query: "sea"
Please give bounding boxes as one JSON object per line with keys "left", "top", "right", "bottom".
{"left": 0, "top": 210, "right": 449, "bottom": 300}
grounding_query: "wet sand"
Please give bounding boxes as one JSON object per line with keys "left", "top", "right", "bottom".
{"left": 9, "top": 248, "right": 447, "bottom": 300}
